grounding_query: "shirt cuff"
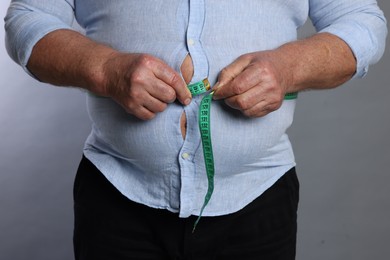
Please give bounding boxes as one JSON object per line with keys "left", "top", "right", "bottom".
{"left": 5, "top": 10, "right": 74, "bottom": 78}
{"left": 318, "top": 17, "right": 387, "bottom": 79}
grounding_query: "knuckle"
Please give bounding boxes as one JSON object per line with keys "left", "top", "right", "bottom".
{"left": 232, "top": 83, "right": 245, "bottom": 95}
{"left": 272, "top": 100, "right": 283, "bottom": 111}
{"left": 265, "top": 105, "right": 275, "bottom": 113}
{"left": 220, "top": 67, "right": 234, "bottom": 81}
{"left": 138, "top": 54, "right": 154, "bottom": 68}
{"left": 239, "top": 53, "right": 252, "bottom": 62}
{"left": 240, "top": 73, "right": 253, "bottom": 85}
{"left": 130, "top": 70, "right": 144, "bottom": 84}
{"left": 235, "top": 96, "right": 249, "bottom": 110}
{"left": 126, "top": 98, "right": 138, "bottom": 110}
{"left": 220, "top": 67, "right": 230, "bottom": 76}
{"left": 243, "top": 109, "right": 258, "bottom": 118}
{"left": 256, "top": 63, "right": 272, "bottom": 77}
{"left": 169, "top": 73, "right": 182, "bottom": 88}
{"left": 264, "top": 100, "right": 281, "bottom": 113}
{"left": 129, "top": 86, "right": 143, "bottom": 100}
{"left": 139, "top": 114, "right": 154, "bottom": 121}
{"left": 269, "top": 90, "right": 284, "bottom": 106}
{"left": 165, "top": 88, "right": 176, "bottom": 101}
{"left": 137, "top": 109, "right": 155, "bottom": 121}
{"left": 156, "top": 103, "right": 168, "bottom": 113}
{"left": 123, "top": 102, "right": 136, "bottom": 115}
{"left": 262, "top": 65, "right": 278, "bottom": 81}
{"left": 165, "top": 71, "right": 186, "bottom": 97}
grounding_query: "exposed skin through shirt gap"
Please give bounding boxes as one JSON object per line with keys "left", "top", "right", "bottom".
{"left": 180, "top": 54, "right": 194, "bottom": 139}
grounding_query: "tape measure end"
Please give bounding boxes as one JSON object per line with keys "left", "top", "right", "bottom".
{"left": 192, "top": 216, "right": 201, "bottom": 233}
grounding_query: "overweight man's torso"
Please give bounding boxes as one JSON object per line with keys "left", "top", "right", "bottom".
{"left": 80, "top": 0, "right": 301, "bottom": 216}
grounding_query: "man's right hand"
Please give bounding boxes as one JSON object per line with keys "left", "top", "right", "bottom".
{"left": 100, "top": 53, "right": 192, "bottom": 120}
{"left": 27, "top": 30, "right": 191, "bottom": 121}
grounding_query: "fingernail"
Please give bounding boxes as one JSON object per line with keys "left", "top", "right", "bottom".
{"left": 212, "top": 84, "right": 221, "bottom": 100}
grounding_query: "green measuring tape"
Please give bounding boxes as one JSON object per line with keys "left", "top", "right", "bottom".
{"left": 187, "top": 78, "right": 298, "bottom": 232}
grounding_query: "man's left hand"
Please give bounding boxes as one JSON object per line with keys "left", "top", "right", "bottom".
{"left": 213, "top": 51, "right": 292, "bottom": 118}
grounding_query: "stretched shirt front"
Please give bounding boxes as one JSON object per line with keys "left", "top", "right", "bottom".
{"left": 5, "top": 0, "right": 387, "bottom": 218}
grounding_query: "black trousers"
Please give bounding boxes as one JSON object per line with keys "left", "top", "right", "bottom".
{"left": 73, "top": 156, "right": 299, "bottom": 260}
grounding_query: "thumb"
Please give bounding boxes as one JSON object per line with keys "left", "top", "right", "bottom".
{"left": 213, "top": 55, "right": 251, "bottom": 99}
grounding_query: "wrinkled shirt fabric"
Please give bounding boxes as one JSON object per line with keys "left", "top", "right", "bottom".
{"left": 5, "top": 0, "right": 387, "bottom": 217}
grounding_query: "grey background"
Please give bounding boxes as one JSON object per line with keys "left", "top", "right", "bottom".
{"left": 1, "top": 1, "right": 389, "bottom": 259}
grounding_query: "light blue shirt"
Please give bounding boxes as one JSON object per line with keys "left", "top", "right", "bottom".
{"left": 5, "top": 0, "right": 387, "bottom": 218}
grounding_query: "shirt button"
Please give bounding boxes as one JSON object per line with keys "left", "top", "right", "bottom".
{"left": 187, "top": 39, "right": 195, "bottom": 46}
{"left": 181, "top": 152, "right": 190, "bottom": 159}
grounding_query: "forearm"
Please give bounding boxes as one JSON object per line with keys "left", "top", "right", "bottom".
{"left": 27, "top": 29, "right": 116, "bottom": 95}
{"left": 276, "top": 32, "right": 357, "bottom": 92}
{"left": 212, "top": 32, "right": 358, "bottom": 117}
{"left": 26, "top": 29, "right": 190, "bottom": 119}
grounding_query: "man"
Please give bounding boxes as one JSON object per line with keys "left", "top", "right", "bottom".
{"left": 4, "top": 0, "right": 387, "bottom": 259}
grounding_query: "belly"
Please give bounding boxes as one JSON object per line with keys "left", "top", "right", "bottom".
{"left": 86, "top": 54, "right": 194, "bottom": 173}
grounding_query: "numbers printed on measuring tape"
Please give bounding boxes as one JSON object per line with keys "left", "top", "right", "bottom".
{"left": 187, "top": 78, "right": 211, "bottom": 96}
{"left": 186, "top": 79, "right": 214, "bottom": 232}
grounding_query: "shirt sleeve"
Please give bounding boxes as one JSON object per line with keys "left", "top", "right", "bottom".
{"left": 4, "top": 0, "right": 76, "bottom": 76}
{"left": 309, "top": 0, "right": 387, "bottom": 78}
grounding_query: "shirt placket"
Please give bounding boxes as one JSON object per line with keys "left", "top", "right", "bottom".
{"left": 178, "top": 0, "right": 209, "bottom": 218}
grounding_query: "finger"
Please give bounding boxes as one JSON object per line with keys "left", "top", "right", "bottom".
{"left": 128, "top": 84, "right": 168, "bottom": 115}
{"left": 224, "top": 86, "right": 265, "bottom": 111}
{"left": 224, "top": 83, "right": 283, "bottom": 117}
{"left": 121, "top": 93, "right": 156, "bottom": 120}
{"left": 144, "top": 78, "right": 177, "bottom": 104}
{"left": 142, "top": 95, "right": 168, "bottom": 114}
{"left": 151, "top": 59, "right": 192, "bottom": 105}
{"left": 214, "top": 65, "right": 260, "bottom": 100}
{"left": 119, "top": 83, "right": 165, "bottom": 120}
{"left": 119, "top": 93, "right": 156, "bottom": 120}
{"left": 241, "top": 101, "right": 276, "bottom": 118}
{"left": 132, "top": 106, "right": 156, "bottom": 120}
{"left": 213, "top": 54, "right": 252, "bottom": 99}
{"left": 166, "top": 72, "right": 192, "bottom": 105}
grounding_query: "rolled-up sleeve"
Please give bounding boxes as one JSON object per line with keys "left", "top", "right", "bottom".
{"left": 309, "top": 0, "right": 387, "bottom": 78}
{"left": 4, "top": 0, "right": 75, "bottom": 75}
